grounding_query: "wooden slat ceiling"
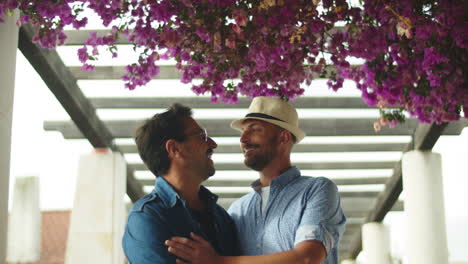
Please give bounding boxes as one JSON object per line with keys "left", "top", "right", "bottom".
{"left": 70, "top": 64, "right": 342, "bottom": 80}
{"left": 117, "top": 141, "right": 408, "bottom": 153}
{"left": 127, "top": 161, "right": 397, "bottom": 171}
{"left": 89, "top": 96, "right": 371, "bottom": 109}
{"left": 43, "top": 117, "right": 466, "bottom": 138}
{"left": 142, "top": 177, "right": 390, "bottom": 187}
{"left": 19, "top": 26, "right": 467, "bottom": 261}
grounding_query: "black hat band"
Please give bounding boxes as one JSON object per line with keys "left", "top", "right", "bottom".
{"left": 245, "top": 113, "right": 285, "bottom": 122}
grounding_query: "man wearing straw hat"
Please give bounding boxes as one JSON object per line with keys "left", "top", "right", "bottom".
{"left": 166, "top": 97, "right": 346, "bottom": 264}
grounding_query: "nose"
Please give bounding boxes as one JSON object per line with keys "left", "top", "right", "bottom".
{"left": 240, "top": 131, "right": 249, "bottom": 144}
{"left": 208, "top": 137, "right": 217, "bottom": 149}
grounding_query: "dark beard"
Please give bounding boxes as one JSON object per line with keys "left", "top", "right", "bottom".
{"left": 243, "top": 135, "right": 278, "bottom": 171}
{"left": 244, "top": 148, "right": 276, "bottom": 171}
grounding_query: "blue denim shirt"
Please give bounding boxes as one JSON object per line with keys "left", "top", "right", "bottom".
{"left": 228, "top": 167, "right": 346, "bottom": 264}
{"left": 122, "top": 177, "right": 239, "bottom": 263}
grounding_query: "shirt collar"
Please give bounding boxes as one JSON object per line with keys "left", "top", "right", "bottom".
{"left": 251, "top": 166, "right": 301, "bottom": 192}
{"left": 153, "top": 177, "right": 219, "bottom": 208}
{"left": 154, "top": 177, "right": 179, "bottom": 208}
{"left": 198, "top": 185, "right": 219, "bottom": 207}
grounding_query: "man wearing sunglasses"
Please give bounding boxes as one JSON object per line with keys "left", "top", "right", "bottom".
{"left": 122, "top": 103, "right": 238, "bottom": 263}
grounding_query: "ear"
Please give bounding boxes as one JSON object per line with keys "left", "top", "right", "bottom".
{"left": 279, "top": 130, "right": 293, "bottom": 145}
{"left": 165, "top": 139, "right": 180, "bottom": 158}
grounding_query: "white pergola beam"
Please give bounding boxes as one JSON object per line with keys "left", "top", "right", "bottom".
{"left": 88, "top": 96, "right": 372, "bottom": 109}
{"left": 65, "top": 151, "right": 127, "bottom": 264}
{"left": 0, "top": 11, "right": 19, "bottom": 264}
{"left": 345, "top": 122, "right": 467, "bottom": 260}
{"left": 361, "top": 222, "right": 391, "bottom": 264}
{"left": 119, "top": 142, "right": 407, "bottom": 153}
{"left": 402, "top": 151, "right": 449, "bottom": 264}
{"left": 130, "top": 161, "right": 396, "bottom": 171}
{"left": 7, "top": 177, "right": 41, "bottom": 263}
{"left": 44, "top": 119, "right": 467, "bottom": 139}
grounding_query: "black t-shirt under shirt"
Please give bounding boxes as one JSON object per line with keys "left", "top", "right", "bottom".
{"left": 189, "top": 208, "right": 221, "bottom": 253}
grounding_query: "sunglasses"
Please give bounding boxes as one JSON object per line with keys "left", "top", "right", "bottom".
{"left": 185, "top": 128, "right": 208, "bottom": 142}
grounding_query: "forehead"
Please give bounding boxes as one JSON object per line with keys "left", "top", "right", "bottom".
{"left": 183, "top": 117, "right": 203, "bottom": 132}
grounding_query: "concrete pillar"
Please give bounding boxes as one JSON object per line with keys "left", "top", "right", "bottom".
{"left": 6, "top": 176, "right": 41, "bottom": 263}
{"left": 65, "top": 151, "right": 127, "bottom": 264}
{"left": 402, "top": 150, "right": 449, "bottom": 264}
{"left": 340, "top": 259, "right": 356, "bottom": 264}
{"left": 0, "top": 10, "right": 19, "bottom": 264}
{"left": 361, "top": 222, "right": 391, "bottom": 264}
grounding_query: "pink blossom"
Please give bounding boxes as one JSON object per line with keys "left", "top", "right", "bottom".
{"left": 231, "top": 24, "right": 242, "bottom": 35}
{"left": 388, "top": 120, "right": 399, "bottom": 128}
{"left": 379, "top": 118, "right": 388, "bottom": 126}
{"left": 81, "top": 64, "right": 95, "bottom": 72}
{"left": 77, "top": 47, "right": 88, "bottom": 63}
{"left": 373, "top": 121, "right": 381, "bottom": 132}
{"left": 233, "top": 9, "right": 248, "bottom": 27}
{"left": 195, "top": 27, "right": 211, "bottom": 42}
{"left": 225, "top": 35, "right": 236, "bottom": 49}
{"left": 213, "top": 31, "right": 222, "bottom": 50}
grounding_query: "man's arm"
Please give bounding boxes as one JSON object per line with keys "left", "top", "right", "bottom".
{"left": 123, "top": 211, "right": 176, "bottom": 263}
{"left": 165, "top": 232, "right": 326, "bottom": 264}
{"left": 294, "top": 177, "right": 346, "bottom": 255}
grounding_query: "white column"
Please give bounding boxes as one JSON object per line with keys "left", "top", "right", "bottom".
{"left": 6, "top": 176, "right": 41, "bottom": 263}
{"left": 0, "top": 10, "right": 19, "bottom": 264}
{"left": 361, "top": 222, "right": 391, "bottom": 264}
{"left": 65, "top": 151, "right": 127, "bottom": 264}
{"left": 341, "top": 259, "right": 356, "bottom": 264}
{"left": 402, "top": 150, "right": 449, "bottom": 264}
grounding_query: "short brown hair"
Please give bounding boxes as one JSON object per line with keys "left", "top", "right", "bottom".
{"left": 135, "top": 103, "right": 192, "bottom": 177}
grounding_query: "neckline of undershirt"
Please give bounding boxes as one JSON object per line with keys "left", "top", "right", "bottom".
{"left": 260, "top": 186, "right": 270, "bottom": 215}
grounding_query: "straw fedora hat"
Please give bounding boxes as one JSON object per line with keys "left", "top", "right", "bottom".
{"left": 230, "top": 96, "right": 306, "bottom": 143}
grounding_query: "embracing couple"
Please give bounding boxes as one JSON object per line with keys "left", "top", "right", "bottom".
{"left": 122, "top": 97, "right": 346, "bottom": 264}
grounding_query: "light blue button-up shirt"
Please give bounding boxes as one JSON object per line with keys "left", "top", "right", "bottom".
{"left": 228, "top": 166, "right": 346, "bottom": 264}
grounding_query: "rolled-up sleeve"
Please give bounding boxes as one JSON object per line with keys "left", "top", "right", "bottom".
{"left": 294, "top": 177, "right": 346, "bottom": 255}
{"left": 122, "top": 211, "right": 175, "bottom": 264}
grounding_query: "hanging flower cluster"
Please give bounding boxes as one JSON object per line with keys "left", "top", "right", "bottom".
{"left": 1, "top": 0, "right": 466, "bottom": 125}
{"left": 0, "top": 0, "right": 88, "bottom": 48}
{"left": 333, "top": 1, "right": 467, "bottom": 124}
